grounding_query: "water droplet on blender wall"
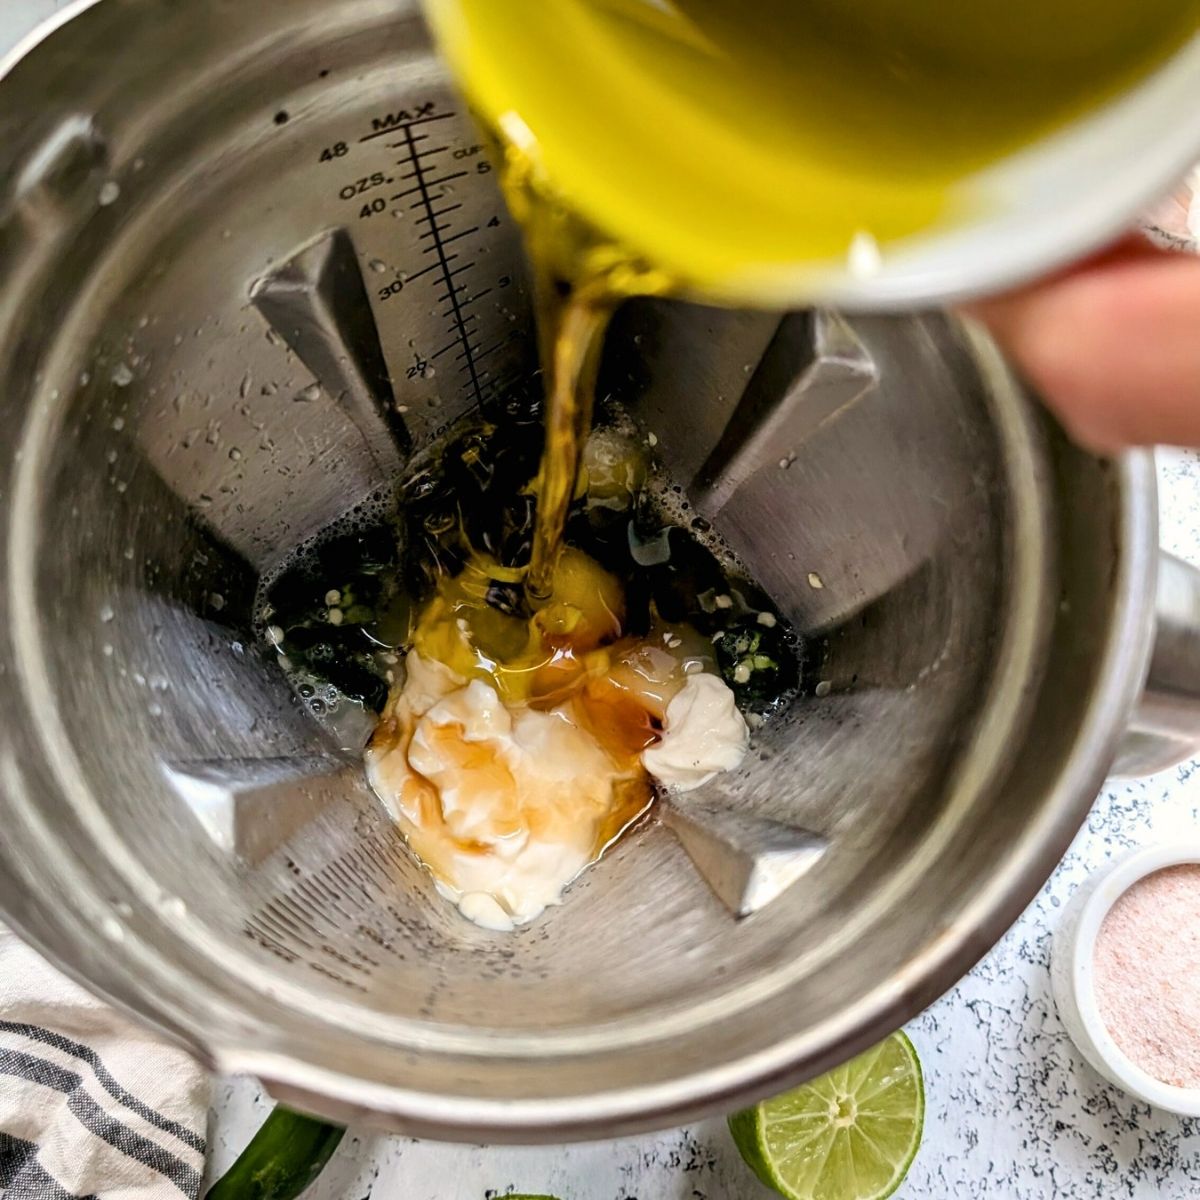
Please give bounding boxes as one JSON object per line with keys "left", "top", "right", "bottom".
{"left": 98, "top": 180, "right": 120, "bottom": 206}
{"left": 240, "top": 373, "right": 252, "bottom": 398}
{"left": 807, "top": 572, "right": 824, "bottom": 590}
{"left": 266, "top": 328, "right": 284, "bottom": 347}
{"left": 99, "top": 605, "right": 114, "bottom": 623}
{"left": 105, "top": 448, "right": 118, "bottom": 464}
{"left": 297, "top": 382, "right": 321, "bottom": 402}
{"left": 100, "top": 915, "right": 125, "bottom": 941}
{"left": 137, "top": 315, "right": 150, "bottom": 329}
{"left": 369, "top": 258, "right": 387, "bottom": 273}
{"left": 814, "top": 680, "right": 832, "bottom": 697}
{"left": 111, "top": 416, "right": 125, "bottom": 431}
{"left": 79, "top": 371, "right": 91, "bottom": 386}
{"left": 261, "top": 381, "right": 278, "bottom": 395}
{"left": 111, "top": 362, "right": 133, "bottom": 387}
{"left": 228, "top": 447, "right": 242, "bottom": 462}
{"left": 102, "top": 643, "right": 114, "bottom": 657}
{"left": 147, "top": 702, "right": 163, "bottom": 717}
{"left": 209, "top": 592, "right": 225, "bottom": 611}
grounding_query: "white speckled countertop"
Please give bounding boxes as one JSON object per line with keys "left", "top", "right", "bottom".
{"left": 6, "top": 5, "right": 1200, "bottom": 1196}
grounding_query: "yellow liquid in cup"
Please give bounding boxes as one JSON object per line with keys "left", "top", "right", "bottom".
{"left": 427, "top": 0, "right": 1200, "bottom": 304}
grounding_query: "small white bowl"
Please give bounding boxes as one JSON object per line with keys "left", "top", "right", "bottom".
{"left": 1051, "top": 842, "right": 1200, "bottom": 1116}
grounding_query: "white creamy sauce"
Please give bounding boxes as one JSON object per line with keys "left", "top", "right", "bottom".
{"left": 641, "top": 672, "right": 749, "bottom": 792}
{"left": 367, "top": 651, "right": 748, "bottom": 931}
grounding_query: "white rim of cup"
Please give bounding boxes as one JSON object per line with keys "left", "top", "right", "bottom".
{"left": 1071, "top": 842, "right": 1200, "bottom": 1116}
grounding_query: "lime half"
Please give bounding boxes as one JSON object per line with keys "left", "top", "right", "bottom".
{"left": 729, "top": 1032, "right": 924, "bottom": 1200}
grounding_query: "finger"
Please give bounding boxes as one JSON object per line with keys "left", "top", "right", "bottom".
{"left": 965, "top": 241, "right": 1200, "bottom": 452}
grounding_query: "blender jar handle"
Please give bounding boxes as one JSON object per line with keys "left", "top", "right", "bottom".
{"left": 1113, "top": 551, "right": 1200, "bottom": 776}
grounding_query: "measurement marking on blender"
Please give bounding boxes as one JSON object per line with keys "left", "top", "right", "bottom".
{"left": 390, "top": 172, "right": 468, "bottom": 202}
{"left": 399, "top": 117, "right": 485, "bottom": 403}
{"left": 471, "top": 334, "right": 519, "bottom": 362}
{"left": 418, "top": 223, "right": 452, "bottom": 240}
{"left": 398, "top": 148, "right": 452, "bottom": 174}
{"left": 358, "top": 110, "right": 452, "bottom": 142}
{"left": 438, "top": 294, "right": 487, "bottom": 316}
{"left": 402, "top": 262, "right": 442, "bottom": 285}
{"left": 434, "top": 228, "right": 479, "bottom": 248}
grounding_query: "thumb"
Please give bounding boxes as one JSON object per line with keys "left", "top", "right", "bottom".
{"left": 965, "top": 238, "right": 1200, "bottom": 452}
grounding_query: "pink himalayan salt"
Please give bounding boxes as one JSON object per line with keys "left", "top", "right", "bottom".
{"left": 1093, "top": 863, "right": 1200, "bottom": 1089}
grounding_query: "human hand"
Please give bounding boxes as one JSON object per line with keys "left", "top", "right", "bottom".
{"left": 966, "top": 236, "right": 1200, "bottom": 452}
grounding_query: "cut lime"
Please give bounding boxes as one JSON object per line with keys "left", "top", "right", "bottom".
{"left": 729, "top": 1031, "right": 924, "bottom": 1200}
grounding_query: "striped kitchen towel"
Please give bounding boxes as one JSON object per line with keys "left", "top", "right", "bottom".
{"left": 0, "top": 925, "right": 208, "bottom": 1200}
